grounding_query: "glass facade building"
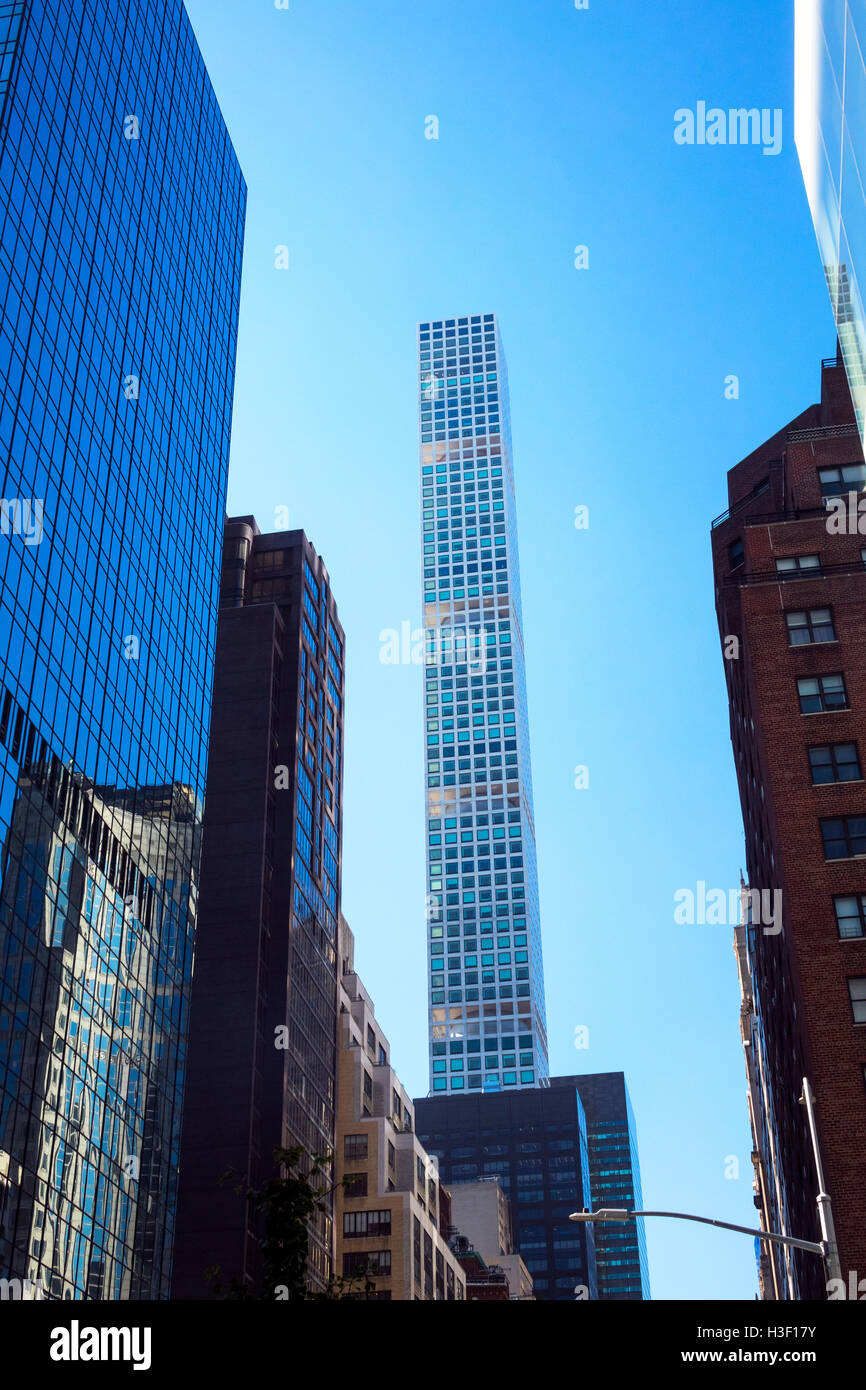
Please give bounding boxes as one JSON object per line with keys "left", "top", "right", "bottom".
{"left": 796, "top": 0, "right": 866, "bottom": 447}
{"left": 0, "top": 0, "right": 245, "bottom": 1299}
{"left": 419, "top": 313, "right": 549, "bottom": 1096}
{"left": 555, "top": 1073, "right": 651, "bottom": 1300}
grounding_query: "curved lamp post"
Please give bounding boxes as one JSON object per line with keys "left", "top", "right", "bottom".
{"left": 570, "top": 1078, "right": 842, "bottom": 1291}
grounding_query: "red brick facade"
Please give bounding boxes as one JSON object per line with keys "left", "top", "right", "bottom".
{"left": 712, "top": 358, "right": 866, "bottom": 1299}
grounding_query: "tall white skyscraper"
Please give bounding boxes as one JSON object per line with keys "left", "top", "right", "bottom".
{"left": 418, "top": 312, "right": 549, "bottom": 1096}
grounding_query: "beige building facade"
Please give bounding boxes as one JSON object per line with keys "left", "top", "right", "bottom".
{"left": 447, "top": 1179, "right": 511, "bottom": 1257}
{"left": 335, "top": 920, "right": 466, "bottom": 1301}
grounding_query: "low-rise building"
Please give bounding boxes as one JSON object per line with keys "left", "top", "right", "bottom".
{"left": 448, "top": 1178, "right": 512, "bottom": 1256}
{"left": 446, "top": 1179, "right": 533, "bottom": 1298}
{"left": 450, "top": 1238, "right": 511, "bottom": 1301}
{"left": 494, "top": 1252, "right": 534, "bottom": 1300}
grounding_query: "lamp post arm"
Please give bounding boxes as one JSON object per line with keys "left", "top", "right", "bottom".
{"left": 630, "top": 1209, "right": 824, "bottom": 1256}
{"left": 569, "top": 1207, "right": 824, "bottom": 1257}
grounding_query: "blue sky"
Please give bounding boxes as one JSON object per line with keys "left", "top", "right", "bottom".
{"left": 182, "top": 0, "right": 836, "bottom": 1300}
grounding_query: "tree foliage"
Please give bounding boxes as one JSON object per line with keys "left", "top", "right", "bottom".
{"left": 206, "top": 1147, "right": 376, "bottom": 1301}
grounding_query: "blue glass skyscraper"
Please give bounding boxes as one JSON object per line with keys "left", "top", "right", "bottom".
{"left": 558, "top": 1073, "right": 651, "bottom": 1300}
{"left": 419, "top": 313, "right": 549, "bottom": 1095}
{"left": 0, "top": 0, "right": 245, "bottom": 1298}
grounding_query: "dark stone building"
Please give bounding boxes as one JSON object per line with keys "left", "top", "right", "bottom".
{"left": 415, "top": 1082, "right": 598, "bottom": 1300}
{"left": 173, "top": 518, "right": 345, "bottom": 1297}
{"left": 712, "top": 354, "right": 866, "bottom": 1298}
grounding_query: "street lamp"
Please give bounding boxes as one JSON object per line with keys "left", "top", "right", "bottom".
{"left": 570, "top": 1076, "right": 842, "bottom": 1292}
{"left": 569, "top": 1206, "right": 825, "bottom": 1257}
{"left": 798, "top": 1077, "right": 842, "bottom": 1284}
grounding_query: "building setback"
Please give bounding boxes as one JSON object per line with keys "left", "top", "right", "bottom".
{"left": 711, "top": 355, "right": 866, "bottom": 1299}
{"left": 415, "top": 1083, "right": 598, "bottom": 1301}
{"left": 173, "top": 520, "right": 345, "bottom": 1297}
{"left": 334, "top": 919, "right": 465, "bottom": 1301}
{"left": 0, "top": 0, "right": 245, "bottom": 1299}
{"left": 552, "top": 1074, "right": 650, "bottom": 1300}
{"left": 419, "top": 313, "right": 549, "bottom": 1095}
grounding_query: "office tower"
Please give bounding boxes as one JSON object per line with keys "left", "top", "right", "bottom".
{"left": 796, "top": 0, "right": 866, "bottom": 450}
{"left": 173, "top": 520, "right": 345, "bottom": 1297}
{"left": 552, "top": 1074, "right": 651, "bottom": 1300}
{"left": 0, "top": 0, "right": 245, "bottom": 1299}
{"left": 418, "top": 313, "right": 549, "bottom": 1095}
{"left": 711, "top": 355, "right": 866, "bottom": 1299}
{"left": 415, "top": 1083, "right": 599, "bottom": 1301}
{"left": 333, "top": 919, "right": 466, "bottom": 1301}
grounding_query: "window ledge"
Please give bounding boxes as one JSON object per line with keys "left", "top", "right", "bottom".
{"left": 800, "top": 710, "right": 850, "bottom": 716}
{"left": 812, "top": 778, "right": 865, "bottom": 787}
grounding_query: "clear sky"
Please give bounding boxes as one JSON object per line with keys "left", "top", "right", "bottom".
{"left": 182, "top": 0, "right": 836, "bottom": 1300}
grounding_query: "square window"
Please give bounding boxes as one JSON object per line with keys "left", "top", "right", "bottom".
{"left": 821, "top": 816, "right": 866, "bottom": 859}
{"left": 786, "top": 608, "right": 836, "bottom": 645}
{"left": 798, "top": 674, "right": 848, "bottom": 714}
{"left": 819, "top": 464, "right": 866, "bottom": 498}
{"left": 809, "top": 743, "right": 861, "bottom": 783}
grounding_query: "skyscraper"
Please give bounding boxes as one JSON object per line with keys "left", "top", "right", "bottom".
{"left": 173, "top": 519, "right": 345, "bottom": 1297}
{"left": 415, "top": 1083, "right": 598, "bottom": 1301}
{"left": 796, "top": 0, "right": 866, "bottom": 450}
{"left": 711, "top": 354, "right": 866, "bottom": 1300}
{"left": 553, "top": 1073, "right": 651, "bottom": 1300}
{"left": 0, "top": 0, "right": 246, "bottom": 1298}
{"left": 419, "top": 313, "right": 549, "bottom": 1095}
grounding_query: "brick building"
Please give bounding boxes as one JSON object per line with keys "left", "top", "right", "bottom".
{"left": 711, "top": 355, "right": 866, "bottom": 1298}
{"left": 449, "top": 1238, "right": 511, "bottom": 1300}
